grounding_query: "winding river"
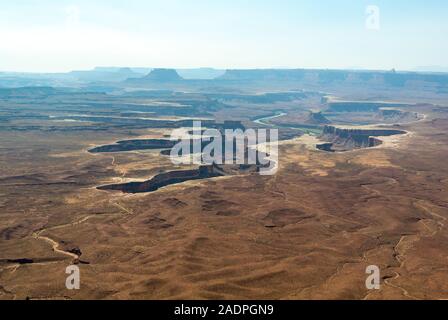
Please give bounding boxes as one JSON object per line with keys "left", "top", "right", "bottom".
{"left": 253, "top": 112, "right": 287, "bottom": 126}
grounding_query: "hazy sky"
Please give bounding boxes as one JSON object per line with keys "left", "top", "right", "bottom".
{"left": 0, "top": 0, "right": 447, "bottom": 72}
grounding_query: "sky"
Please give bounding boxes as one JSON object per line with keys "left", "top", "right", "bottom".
{"left": 0, "top": 0, "right": 447, "bottom": 72}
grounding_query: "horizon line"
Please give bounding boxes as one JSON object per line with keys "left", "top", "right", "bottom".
{"left": 2, "top": 66, "right": 448, "bottom": 75}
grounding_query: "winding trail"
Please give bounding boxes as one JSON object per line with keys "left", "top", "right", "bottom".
{"left": 32, "top": 231, "right": 79, "bottom": 261}
{"left": 31, "top": 215, "right": 97, "bottom": 263}
{"left": 358, "top": 171, "right": 448, "bottom": 299}
{"left": 359, "top": 178, "right": 421, "bottom": 299}
{"left": 383, "top": 272, "right": 421, "bottom": 300}
{"left": 0, "top": 284, "right": 16, "bottom": 300}
{"left": 414, "top": 200, "right": 447, "bottom": 228}
{"left": 31, "top": 199, "right": 135, "bottom": 264}
{"left": 0, "top": 199, "right": 136, "bottom": 300}
{"left": 110, "top": 198, "right": 134, "bottom": 215}
{"left": 28, "top": 152, "right": 136, "bottom": 266}
{"left": 383, "top": 198, "right": 447, "bottom": 300}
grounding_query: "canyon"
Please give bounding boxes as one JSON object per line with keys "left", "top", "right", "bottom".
{"left": 317, "top": 125, "right": 406, "bottom": 152}
{"left": 1, "top": 68, "right": 447, "bottom": 301}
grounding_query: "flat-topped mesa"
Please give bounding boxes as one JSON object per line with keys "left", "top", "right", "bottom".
{"left": 318, "top": 125, "right": 406, "bottom": 152}
{"left": 375, "top": 109, "right": 421, "bottom": 123}
{"left": 327, "top": 102, "right": 383, "bottom": 112}
{"left": 88, "top": 139, "right": 177, "bottom": 153}
{"left": 98, "top": 165, "right": 222, "bottom": 193}
{"left": 217, "top": 69, "right": 448, "bottom": 89}
{"left": 97, "top": 163, "right": 261, "bottom": 194}
{"left": 304, "top": 111, "right": 331, "bottom": 125}
{"left": 143, "top": 68, "right": 183, "bottom": 82}
{"left": 326, "top": 101, "right": 412, "bottom": 113}
{"left": 218, "top": 69, "right": 309, "bottom": 81}
{"left": 322, "top": 125, "right": 405, "bottom": 138}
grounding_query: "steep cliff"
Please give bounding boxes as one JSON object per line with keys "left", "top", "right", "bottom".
{"left": 217, "top": 69, "right": 448, "bottom": 89}
{"left": 98, "top": 165, "right": 223, "bottom": 193}
{"left": 142, "top": 68, "right": 183, "bottom": 82}
{"left": 97, "top": 163, "right": 261, "bottom": 194}
{"left": 318, "top": 125, "right": 405, "bottom": 152}
{"left": 89, "top": 139, "right": 177, "bottom": 153}
{"left": 374, "top": 109, "right": 420, "bottom": 123}
{"left": 304, "top": 112, "right": 331, "bottom": 125}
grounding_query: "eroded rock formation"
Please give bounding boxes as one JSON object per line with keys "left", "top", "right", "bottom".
{"left": 317, "top": 125, "right": 405, "bottom": 152}
{"left": 89, "top": 139, "right": 177, "bottom": 153}
{"left": 97, "top": 163, "right": 260, "bottom": 194}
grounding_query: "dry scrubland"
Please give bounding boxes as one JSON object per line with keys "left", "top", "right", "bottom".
{"left": 1, "top": 72, "right": 448, "bottom": 299}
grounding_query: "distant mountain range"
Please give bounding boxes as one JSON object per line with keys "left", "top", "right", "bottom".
{"left": 126, "top": 68, "right": 448, "bottom": 89}
{"left": 141, "top": 68, "right": 183, "bottom": 82}
{"left": 1, "top": 67, "right": 448, "bottom": 92}
{"left": 177, "top": 68, "right": 226, "bottom": 79}
{"left": 0, "top": 67, "right": 226, "bottom": 87}
{"left": 217, "top": 69, "right": 448, "bottom": 86}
